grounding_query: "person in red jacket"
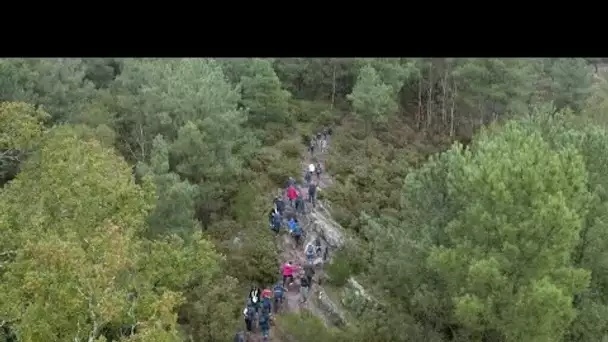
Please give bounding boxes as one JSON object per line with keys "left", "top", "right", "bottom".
{"left": 287, "top": 184, "right": 298, "bottom": 208}
{"left": 282, "top": 261, "right": 297, "bottom": 287}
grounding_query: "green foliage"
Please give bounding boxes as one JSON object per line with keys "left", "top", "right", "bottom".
{"left": 0, "top": 126, "right": 224, "bottom": 341}
{"left": 275, "top": 312, "right": 342, "bottom": 342}
{"left": 2, "top": 57, "right": 607, "bottom": 342}
{"left": 289, "top": 99, "right": 336, "bottom": 125}
{"left": 326, "top": 250, "right": 353, "bottom": 287}
{"left": 347, "top": 64, "right": 398, "bottom": 134}
{"left": 240, "top": 58, "right": 292, "bottom": 129}
{"left": 0, "top": 59, "right": 96, "bottom": 122}
{"left": 273, "top": 58, "right": 358, "bottom": 103}
{"left": 0, "top": 102, "right": 50, "bottom": 185}
{"left": 545, "top": 58, "right": 594, "bottom": 113}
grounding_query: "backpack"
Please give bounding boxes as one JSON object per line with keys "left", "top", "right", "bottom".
{"left": 262, "top": 298, "right": 272, "bottom": 312}
{"left": 293, "top": 227, "right": 302, "bottom": 237}
{"left": 273, "top": 285, "right": 284, "bottom": 297}
{"left": 306, "top": 245, "right": 315, "bottom": 256}
{"left": 288, "top": 219, "right": 297, "bottom": 232}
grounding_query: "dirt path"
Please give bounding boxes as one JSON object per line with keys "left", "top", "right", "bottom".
{"left": 246, "top": 140, "right": 334, "bottom": 342}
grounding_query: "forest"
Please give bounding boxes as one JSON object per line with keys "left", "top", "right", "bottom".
{"left": 0, "top": 57, "right": 607, "bottom": 342}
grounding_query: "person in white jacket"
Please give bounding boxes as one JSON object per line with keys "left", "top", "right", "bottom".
{"left": 308, "top": 163, "right": 315, "bottom": 173}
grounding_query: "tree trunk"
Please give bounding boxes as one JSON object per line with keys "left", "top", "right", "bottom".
{"left": 331, "top": 62, "right": 337, "bottom": 110}
{"left": 426, "top": 61, "right": 433, "bottom": 130}
{"left": 417, "top": 64, "right": 422, "bottom": 129}
{"left": 450, "top": 81, "right": 457, "bottom": 137}
{"left": 441, "top": 62, "right": 449, "bottom": 130}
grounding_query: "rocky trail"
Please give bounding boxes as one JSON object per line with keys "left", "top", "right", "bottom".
{"left": 247, "top": 139, "right": 347, "bottom": 342}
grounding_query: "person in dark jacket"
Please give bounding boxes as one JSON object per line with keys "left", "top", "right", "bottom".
{"left": 249, "top": 286, "right": 261, "bottom": 311}
{"left": 315, "top": 162, "right": 322, "bottom": 180}
{"left": 271, "top": 212, "right": 282, "bottom": 234}
{"left": 287, "top": 177, "right": 295, "bottom": 188}
{"left": 309, "top": 139, "right": 315, "bottom": 156}
{"left": 273, "top": 196, "right": 285, "bottom": 216}
{"left": 272, "top": 282, "right": 286, "bottom": 313}
{"left": 295, "top": 193, "right": 305, "bottom": 215}
{"left": 314, "top": 237, "right": 323, "bottom": 256}
{"left": 303, "top": 263, "right": 315, "bottom": 287}
{"left": 308, "top": 182, "right": 317, "bottom": 208}
{"left": 259, "top": 310, "right": 271, "bottom": 340}
{"left": 268, "top": 208, "right": 276, "bottom": 228}
{"left": 243, "top": 300, "right": 256, "bottom": 332}
{"left": 300, "top": 273, "right": 311, "bottom": 303}
{"left": 304, "top": 170, "right": 312, "bottom": 186}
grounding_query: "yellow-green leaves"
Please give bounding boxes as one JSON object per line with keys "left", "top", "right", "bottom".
{"left": 0, "top": 101, "right": 49, "bottom": 150}
{"left": 0, "top": 125, "right": 223, "bottom": 342}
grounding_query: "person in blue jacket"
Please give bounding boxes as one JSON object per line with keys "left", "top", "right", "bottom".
{"left": 272, "top": 282, "right": 286, "bottom": 313}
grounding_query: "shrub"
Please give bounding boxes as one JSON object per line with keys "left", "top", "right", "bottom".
{"left": 326, "top": 249, "right": 353, "bottom": 287}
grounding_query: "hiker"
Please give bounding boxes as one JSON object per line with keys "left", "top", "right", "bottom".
{"left": 306, "top": 244, "right": 316, "bottom": 265}
{"left": 314, "top": 237, "right": 323, "bottom": 256}
{"left": 304, "top": 170, "right": 312, "bottom": 186}
{"left": 315, "top": 161, "right": 322, "bottom": 180}
{"left": 259, "top": 310, "right": 271, "bottom": 340}
{"left": 234, "top": 331, "right": 245, "bottom": 342}
{"left": 288, "top": 217, "right": 298, "bottom": 233}
{"left": 271, "top": 211, "right": 282, "bottom": 233}
{"left": 287, "top": 184, "right": 298, "bottom": 208}
{"left": 287, "top": 176, "right": 296, "bottom": 188}
{"left": 321, "top": 138, "right": 328, "bottom": 153}
{"left": 274, "top": 196, "right": 285, "bottom": 216}
{"left": 273, "top": 282, "right": 286, "bottom": 313}
{"left": 268, "top": 208, "right": 276, "bottom": 228}
{"left": 243, "top": 299, "right": 256, "bottom": 333}
{"left": 308, "top": 182, "right": 317, "bottom": 208}
{"left": 282, "top": 261, "right": 296, "bottom": 287}
{"left": 295, "top": 193, "right": 305, "bottom": 215}
{"left": 323, "top": 126, "right": 328, "bottom": 140}
{"left": 323, "top": 246, "right": 329, "bottom": 261}
{"left": 308, "top": 163, "right": 315, "bottom": 174}
{"left": 309, "top": 139, "right": 315, "bottom": 156}
{"left": 303, "top": 262, "right": 316, "bottom": 288}
{"left": 249, "top": 285, "right": 261, "bottom": 311}
{"left": 291, "top": 222, "right": 303, "bottom": 247}
{"left": 316, "top": 131, "right": 322, "bottom": 143}
{"left": 300, "top": 271, "right": 311, "bottom": 303}
{"left": 261, "top": 289, "right": 273, "bottom": 315}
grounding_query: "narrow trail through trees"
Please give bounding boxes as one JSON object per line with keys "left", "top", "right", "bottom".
{"left": 248, "top": 141, "right": 337, "bottom": 342}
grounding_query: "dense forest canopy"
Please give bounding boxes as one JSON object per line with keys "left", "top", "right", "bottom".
{"left": 0, "top": 57, "right": 608, "bottom": 342}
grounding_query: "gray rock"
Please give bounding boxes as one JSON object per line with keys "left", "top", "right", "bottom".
{"left": 309, "top": 212, "right": 345, "bottom": 249}
{"left": 316, "top": 290, "right": 347, "bottom": 327}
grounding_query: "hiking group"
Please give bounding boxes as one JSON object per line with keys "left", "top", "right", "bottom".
{"left": 235, "top": 127, "right": 332, "bottom": 342}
